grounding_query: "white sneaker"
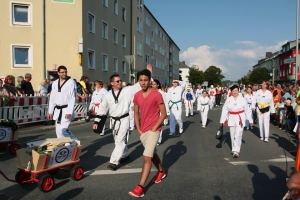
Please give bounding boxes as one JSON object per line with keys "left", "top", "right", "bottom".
{"left": 100, "top": 132, "right": 104, "bottom": 136}
{"left": 179, "top": 127, "right": 183, "bottom": 134}
{"left": 130, "top": 127, "right": 134, "bottom": 131}
{"left": 264, "top": 138, "right": 268, "bottom": 142}
{"left": 202, "top": 126, "right": 206, "bottom": 129}
{"left": 260, "top": 137, "right": 264, "bottom": 141}
{"left": 246, "top": 127, "right": 249, "bottom": 130}
{"left": 233, "top": 152, "right": 239, "bottom": 158}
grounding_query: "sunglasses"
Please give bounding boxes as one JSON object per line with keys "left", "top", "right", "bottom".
{"left": 115, "top": 80, "right": 122, "bottom": 83}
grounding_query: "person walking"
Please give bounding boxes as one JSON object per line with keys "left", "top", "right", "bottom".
{"left": 183, "top": 87, "right": 195, "bottom": 117}
{"left": 208, "top": 85, "right": 216, "bottom": 108}
{"left": 89, "top": 80, "right": 108, "bottom": 136}
{"left": 215, "top": 85, "right": 222, "bottom": 106}
{"left": 220, "top": 85, "right": 253, "bottom": 158}
{"left": 244, "top": 86, "right": 255, "bottom": 130}
{"left": 197, "top": 90, "right": 210, "bottom": 128}
{"left": 151, "top": 79, "right": 170, "bottom": 145}
{"left": 166, "top": 79, "right": 186, "bottom": 136}
{"left": 128, "top": 69, "right": 166, "bottom": 198}
{"left": 253, "top": 81, "right": 275, "bottom": 142}
{"left": 93, "top": 73, "right": 142, "bottom": 171}
{"left": 48, "top": 66, "right": 76, "bottom": 139}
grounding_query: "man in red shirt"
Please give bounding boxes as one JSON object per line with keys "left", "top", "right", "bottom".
{"left": 129, "top": 69, "right": 167, "bottom": 198}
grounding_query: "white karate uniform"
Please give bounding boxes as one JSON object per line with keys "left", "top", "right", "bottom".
{"left": 195, "top": 89, "right": 204, "bottom": 99}
{"left": 129, "top": 96, "right": 135, "bottom": 130}
{"left": 95, "top": 83, "right": 141, "bottom": 165}
{"left": 244, "top": 93, "right": 255, "bottom": 128}
{"left": 252, "top": 89, "right": 275, "bottom": 140}
{"left": 197, "top": 96, "right": 210, "bottom": 126}
{"left": 209, "top": 88, "right": 216, "bottom": 109}
{"left": 166, "top": 81, "right": 186, "bottom": 134}
{"left": 89, "top": 88, "right": 108, "bottom": 133}
{"left": 183, "top": 90, "right": 195, "bottom": 117}
{"left": 220, "top": 95, "right": 253, "bottom": 153}
{"left": 48, "top": 78, "right": 76, "bottom": 139}
{"left": 157, "top": 89, "right": 170, "bottom": 144}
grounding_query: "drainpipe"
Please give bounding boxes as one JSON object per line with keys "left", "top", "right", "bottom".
{"left": 43, "top": 0, "right": 46, "bottom": 79}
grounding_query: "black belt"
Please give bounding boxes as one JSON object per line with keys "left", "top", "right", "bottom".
{"left": 54, "top": 105, "right": 68, "bottom": 124}
{"left": 111, "top": 113, "right": 129, "bottom": 135}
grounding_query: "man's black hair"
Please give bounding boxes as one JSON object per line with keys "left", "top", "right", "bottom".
{"left": 57, "top": 65, "right": 67, "bottom": 72}
{"left": 110, "top": 74, "right": 120, "bottom": 82}
{"left": 137, "top": 69, "right": 151, "bottom": 80}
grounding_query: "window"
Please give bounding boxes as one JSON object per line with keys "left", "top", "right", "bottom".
{"left": 151, "top": 31, "right": 154, "bottom": 42}
{"left": 11, "top": 44, "right": 32, "bottom": 68}
{"left": 122, "top": 61, "right": 126, "bottom": 74}
{"left": 122, "top": 7, "right": 126, "bottom": 21}
{"left": 155, "top": 43, "right": 158, "bottom": 51}
{"left": 102, "top": 0, "right": 108, "bottom": 7}
{"left": 102, "top": 54, "right": 108, "bottom": 71}
{"left": 137, "top": 0, "right": 143, "bottom": 9}
{"left": 155, "top": 59, "right": 158, "bottom": 68}
{"left": 146, "top": 16, "right": 150, "bottom": 27}
{"left": 146, "top": 35, "right": 150, "bottom": 46}
{"left": 88, "top": 12, "right": 95, "bottom": 33}
{"left": 137, "top": 17, "right": 142, "bottom": 33}
{"left": 102, "top": 21, "right": 108, "bottom": 39}
{"left": 88, "top": 49, "right": 95, "bottom": 69}
{"left": 162, "top": 34, "right": 165, "bottom": 42}
{"left": 122, "top": 34, "right": 126, "bottom": 48}
{"left": 113, "top": 0, "right": 118, "bottom": 15}
{"left": 113, "top": 28, "right": 118, "bottom": 44}
{"left": 155, "top": 26, "right": 158, "bottom": 35}
{"left": 11, "top": 3, "right": 32, "bottom": 26}
{"left": 137, "top": 40, "right": 142, "bottom": 56}
{"left": 113, "top": 58, "right": 118, "bottom": 72}
{"left": 145, "top": 55, "right": 150, "bottom": 64}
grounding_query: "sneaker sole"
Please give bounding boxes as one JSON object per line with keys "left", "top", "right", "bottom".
{"left": 153, "top": 173, "right": 167, "bottom": 183}
{"left": 128, "top": 192, "right": 144, "bottom": 198}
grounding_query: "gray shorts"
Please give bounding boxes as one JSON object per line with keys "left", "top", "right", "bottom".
{"left": 140, "top": 131, "right": 160, "bottom": 157}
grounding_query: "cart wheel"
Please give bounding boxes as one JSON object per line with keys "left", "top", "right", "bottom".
{"left": 15, "top": 170, "right": 31, "bottom": 184}
{"left": 0, "top": 143, "right": 8, "bottom": 150}
{"left": 38, "top": 174, "right": 54, "bottom": 192}
{"left": 10, "top": 143, "right": 20, "bottom": 154}
{"left": 70, "top": 165, "right": 84, "bottom": 181}
{"left": 49, "top": 168, "right": 59, "bottom": 175}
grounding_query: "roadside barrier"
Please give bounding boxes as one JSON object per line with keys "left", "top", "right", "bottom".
{"left": 0, "top": 95, "right": 91, "bottom": 125}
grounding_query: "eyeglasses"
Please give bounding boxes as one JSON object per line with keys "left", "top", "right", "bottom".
{"left": 59, "top": 71, "right": 68, "bottom": 74}
{"left": 115, "top": 80, "right": 122, "bottom": 83}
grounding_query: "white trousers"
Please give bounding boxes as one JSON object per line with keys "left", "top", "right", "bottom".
{"left": 129, "top": 109, "right": 135, "bottom": 129}
{"left": 230, "top": 126, "right": 244, "bottom": 153}
{"left": 185, "top": 101, "right": 194, "bottom": 116}
{"left": 164, "top": 118, "right": 168, "bottom": 125}
{"left": 110, "top": 118, "right": 130, "bottom": 165}
{"left": 55, "top": 120, "right": 75, "bottom": 139}
{"left": 256, "top": 109, "right": 270, "bottom": 139}
{"left": 169, "top": 105, "right": 183, "bottom": 134}
{"left": 200, "top": 105, "right": 209, "bottom": 126}
{"left": 245, "top": 105, "right": 254, "bottom": 128}
{"left": 158, "top": 129, "right": 162, "bottom": 143}
{"left": 210, "top": 96, "right": 215, "bottom": 109}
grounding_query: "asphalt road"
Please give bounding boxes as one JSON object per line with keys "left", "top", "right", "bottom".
{"left": 0, "top": 104, "right": 297, "bottom": 200}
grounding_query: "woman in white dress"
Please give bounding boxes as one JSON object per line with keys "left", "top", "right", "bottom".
{"left": 152, "top": 79, "right": 169, "bottom": 145}
{"left": 89, "top": 80, "right": 108, "bottom": 136}
{"left": 220, "top": 85, "right": 253, "bottom": 158}
{"left": 197, "top": 90, "right": 210, "bottom": 128}
{"left": 244, "top": 86, "right": 255, "bottom": 130}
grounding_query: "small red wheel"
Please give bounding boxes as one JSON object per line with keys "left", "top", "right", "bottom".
{"left": 0, "top": 143, "right": 8, "bottom": 150}
{"left": 38, "top": 174, "right": 54, "bottom": 192}
{"left": 10, "top": 143, "right": 20, "bottom": 154}
{"left": 70, "top": 165, "right": 84, "bottom": 181}
{"left": 15, "top": 170, "right": 31, "bottom": 184}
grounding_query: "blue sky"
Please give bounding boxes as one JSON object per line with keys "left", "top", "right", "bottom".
{"left": 145, "top": 0, "right": 297, "bottom": 81}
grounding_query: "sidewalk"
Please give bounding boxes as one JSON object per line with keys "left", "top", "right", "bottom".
{"left": 18, "top": 118, "right": 94, "bottom": 135}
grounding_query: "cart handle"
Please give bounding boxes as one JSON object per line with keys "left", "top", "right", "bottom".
{"left": 0, "top": 170, "right": 19, "bottom": 183}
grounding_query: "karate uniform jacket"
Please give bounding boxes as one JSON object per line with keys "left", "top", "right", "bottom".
{"left": 197, "top": 96, "right": 210, "bottom": 112}
{"left": 252, "top": 89, "right": 275, "bottom": 113}
{"left": 89, "top": 88, "right": 108, "bottom": 110}
{"left": 166, "top": 81, "right": 186, "bottom": 109}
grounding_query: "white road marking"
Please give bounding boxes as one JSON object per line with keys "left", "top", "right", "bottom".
{"left": 84, "top": 168, "right": 156, "bottom": 176}
{"left": 225, "top": 156, "right": 294, "bottom": 166}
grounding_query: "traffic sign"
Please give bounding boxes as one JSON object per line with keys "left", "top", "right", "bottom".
{"left": 125, "top": 55, "right": 135, "bottom": 65}
{"left": 284, "top": 57, "right": 296, "bottom": 64}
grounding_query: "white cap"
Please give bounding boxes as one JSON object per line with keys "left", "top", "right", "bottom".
{"left": 210, "top": 85, "right": 214, "bottom": 88}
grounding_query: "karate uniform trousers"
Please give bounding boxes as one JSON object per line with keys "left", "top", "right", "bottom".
{"left": 200, "top": 105, "right": 209, "bottom": 126}
{"left": 210, "top": 96, "right": 215, "bottom": 109}
{"left": 185, "top": 100, "right": 194, "bottom": 116}
{"left": 256, "top": 109, "right": 271, "bottom": 139}
{"left": 129, "top": 108, "right": 135, "bottom": 129}
{"left": 109, "top": 117, "right": 130, "bottom": 165}
{"left": 169, "top": 103, "right": 183, "bottom": 134}
{"left": 245, "top": 103, "right": 254, "bottom": 128}
{"left": 55, "top": 119, "right": 75, "bottom": 139}
{"left": 230, "top": 125, "right": 244, "bottom": 153}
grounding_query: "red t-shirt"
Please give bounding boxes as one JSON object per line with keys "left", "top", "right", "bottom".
{"left": 133, "top": 89, "right": 164, "bottom": 133}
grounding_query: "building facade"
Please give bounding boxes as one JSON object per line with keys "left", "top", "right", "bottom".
{"left": 0, "top": 0, "right": 179, "bottom": 89}
{"left": 179, "top": 61, "right": 189, "bottom": 84}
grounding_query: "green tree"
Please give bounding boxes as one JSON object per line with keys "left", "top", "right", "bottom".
{"left": 186, "top": 67, "right": 205, "bottom": 85}
{"left": 249, "top": 68, "right": 271, "bottom": 84}
{"left": 204, "top": 66, "right": 225, "bottom": 86}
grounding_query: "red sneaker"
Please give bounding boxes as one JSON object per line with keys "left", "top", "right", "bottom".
{"left": 152, "top": 170, "right": 166, "bottom": 183}
{"left": 128, "top": 185, "right": 144, "bottom": 198}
